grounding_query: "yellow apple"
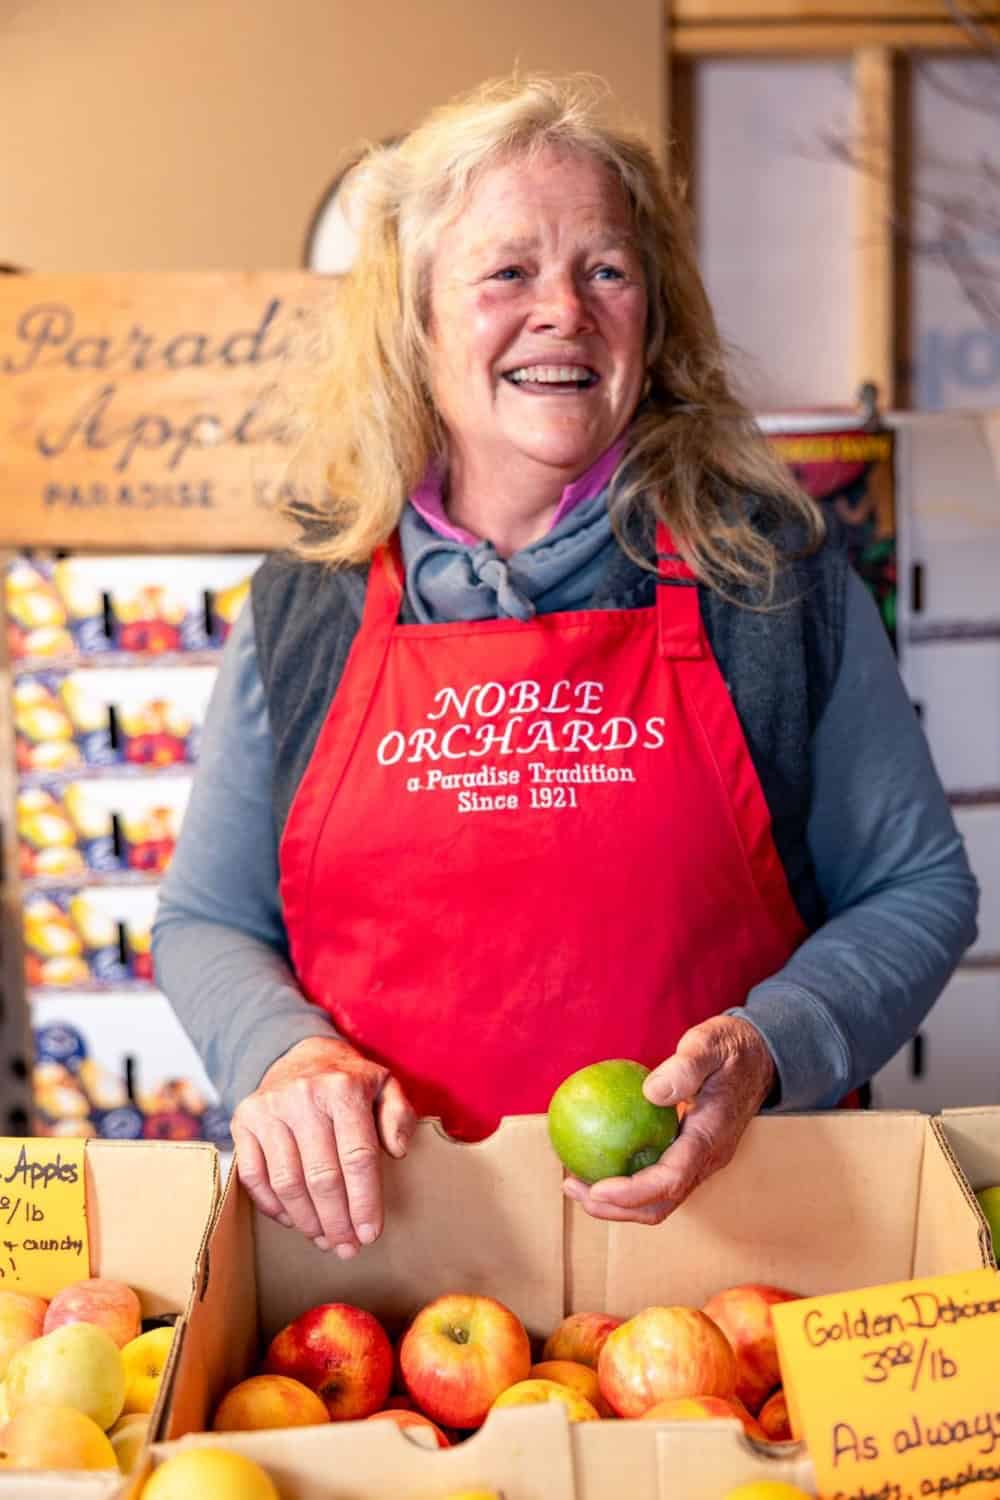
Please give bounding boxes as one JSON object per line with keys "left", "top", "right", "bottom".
{"left": 109, "top": 1412, "right": 150, "bottom": 1474}
{"left": 0, "top": 1404, "right": 117, "bottom": 1469}
{"left": 491, "top": 1377, "right": 599, "bottom": 1421}
{"left": 140, "top": 1445, "right": 280, "bottom": 1499}
{"left": 5, "top": 1321, "right": 125, "bottom": 1430}
{"left": 0, "top": 1291, "right": 48, "bottom": 1378}
{"left": 121, "top": 1324, "right": 176, "bottom": 1414}
{"left": 213, "top": 1373, "right": 329, "bottom": 1431}
{"left": 530, "top": 1359, "right": 615, "bottom": 1417}
{"left": 0, "top": 1382, "right": 7, "bottom": 1426}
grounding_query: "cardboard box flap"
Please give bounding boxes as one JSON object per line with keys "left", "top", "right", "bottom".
{"left": 150, "top": 1402, "right": 577, "bottom": 1499}
{"left": 255, "top": 1115, "right": 566, "bottom": 1340}
{"left": 656, "top": 1422, "right": 816, "bottom": 1497}
{"left": 571, "top": 1420, "right": 663, "bottom": 1500}
{"left": 935, "top": 1108, "right": 1000, "bottom": 1190}
{"left": 600, "top": 1114, "right": 928, "bottom": 1314}
{"left": 572, "top": 1421, "right": 816, "bottom": 1500}
{"left": 915, "top": 1117, "right": 993, "bottom": 1272}
{"left": 86, "top": 1141, "right": 219, "bottom": 1316}
{"left": 160, "top": 1167, "right": 258, "bottom": 1441}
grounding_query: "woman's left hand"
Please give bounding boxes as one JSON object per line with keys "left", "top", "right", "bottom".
{"left": 562, "top": 1015, "right": 776, "bottom": 1225}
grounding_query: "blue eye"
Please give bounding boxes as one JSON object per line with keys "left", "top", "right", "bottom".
{"left": 492, "top": 267, "right": 524, "bottom": 281}
{"left": 593, "top": 265, "right": 626, "bottom": 281}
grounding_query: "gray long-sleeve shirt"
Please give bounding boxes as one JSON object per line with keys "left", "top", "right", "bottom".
{"left": 153, "top": 544, "right": 978, "bottom": 1117}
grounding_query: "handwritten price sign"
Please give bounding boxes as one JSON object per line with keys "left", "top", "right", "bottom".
{"left": 773, "top": 1268, "right": 1000, "bottom": 1500}
{"left": 0, "top": 1140, "right": 89, "bottom": 1297}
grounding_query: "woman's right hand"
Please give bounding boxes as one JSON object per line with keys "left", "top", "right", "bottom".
{"left": 230, "top": 1035, "right": 417, "bottom": 1258}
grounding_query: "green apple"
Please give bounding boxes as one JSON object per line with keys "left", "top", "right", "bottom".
{"left": 5, "top": 1320, "right": 126, "bottom": 1431}
{"left": 547, "top": 1059, "right": 679, "bottom": 1184}
{"left": 975, "top": 1185, "right": 1000, "bottom": 1262}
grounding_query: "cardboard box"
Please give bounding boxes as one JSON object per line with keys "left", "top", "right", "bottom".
{"left": 935, "top": 1106, "right": 1000, "bottom": 1264}
{"left": 0, "top": 1138, "right": 219, "bottom": 1498}
{"left": 138, "top": 1112, "right": 987, "bottom": 1499}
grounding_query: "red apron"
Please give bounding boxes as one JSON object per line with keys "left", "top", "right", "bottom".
{"left": 279, "top": 527, "right": 811, "bottom": 1141}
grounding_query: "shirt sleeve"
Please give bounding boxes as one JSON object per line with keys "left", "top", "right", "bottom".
{"left": 151, "top": 600, "right": 338, "bottom": 1115}
{"left": 730, "top": 567, "right": 980, "bottom": 1109}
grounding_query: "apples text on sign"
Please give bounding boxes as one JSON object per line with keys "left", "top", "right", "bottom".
{"left": 772, "top": 1269, "right": 1000, "bottom": 1500}
{"left": 0, "top": 1140, "right": 89, "bottom": 1298}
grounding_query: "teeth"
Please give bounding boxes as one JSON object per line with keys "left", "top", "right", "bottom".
{"left": 506, "top": 365, "right": 596, "bottom": 385}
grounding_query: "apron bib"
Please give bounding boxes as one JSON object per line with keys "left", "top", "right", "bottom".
{"left": 279, "top": 527, "right": 810, "bottom": 1140}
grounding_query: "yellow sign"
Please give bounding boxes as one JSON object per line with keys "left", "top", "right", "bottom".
{"left": 0, "top": 1139, "right": 89, "bottom": 1297}
{"left": 773, "top": 1268, "right": 1000, "bottom": 1500}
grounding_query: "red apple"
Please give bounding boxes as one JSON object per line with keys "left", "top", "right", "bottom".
{"left": 400, "top": 1294, "right": 531, "bottom": 1430}
{"left": 758, "top": 1386, "right": 794, "bottom": 1441}
{"left": 43, "top": 1278, "right": 141, "bottom": 1349}
{"left": 641, "top": 1392, "right": 769, "bottom": 1440}
{"left": 541, "top": 1312, "right": 622, "bottom": 1370}
{"left": 0, "top": 1291, "right": 48, "bottom": 1378}
{"left": 265, "top": 1303, "right": 392, "bottom": 1421}
{"left": 598, "top": 1307, "right": 737, "bottom": 1417}
{"left": 701, "top": 1284, "right": 801, "bottom": 1414}
{"left": 367, "top": 1408, "right": 451, "bottom": 1447}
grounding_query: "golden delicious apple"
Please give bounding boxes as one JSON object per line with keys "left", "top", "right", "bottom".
{"left": 121, "top": 1324, "right": 175, "bottom": 1414}
{"left": 140, "top": 1446, "right": 280, "bottom": 1498}
{"left": 6, "top": 1321, "right": 125, "bottom": 1430}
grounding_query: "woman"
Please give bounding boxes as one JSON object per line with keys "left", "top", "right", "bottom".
{"left": 153, "top": 76, "right": 977, "bottom": 1259}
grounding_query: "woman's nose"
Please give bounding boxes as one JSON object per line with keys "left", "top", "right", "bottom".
{"left": 529, "top": 275, "right": 594, "bottom": 336}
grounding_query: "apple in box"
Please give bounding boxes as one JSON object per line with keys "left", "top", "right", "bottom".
{"left": 598, "top": 1306, "right": 737, "bottom": 1417}
{"left": 701, "top": 1283, "right": 801, "bottom": 1414}
{"left": 44, "top": 1276, "right": 142, "bottom": 1349}
{"left": 265, "top": 1302, "right": 392, "bottom": 1421}
{"left": 641, "top": 1392, "right": 768, "bottom": 1440}
{"left": 367, "top": 1408, "right": 451, "bottom": 1447}
{"left": 400, "top": 1293, "right": 531, "bottom": 1429}
{"left": 0, "top": 1404, "right": 117, "bottom": 1470}
{"left": 542, "top": 1311, "right": 622, "bottom": 1369}
{"left": 0, "top": 1291, "right": 48, "bottom": 1378}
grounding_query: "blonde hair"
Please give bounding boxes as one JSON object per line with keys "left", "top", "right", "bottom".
{"left": 287, "top": 74, "right": 823, "bottom": 598}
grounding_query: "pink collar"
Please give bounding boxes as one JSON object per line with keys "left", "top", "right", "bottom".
{"left": 409, "top": 436, "right": 627, "bottom": 546}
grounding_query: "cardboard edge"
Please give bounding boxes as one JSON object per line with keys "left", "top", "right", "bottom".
{"left": 147, "top": 1314, "right": 189, "bottom": 1444}
{"left": 926, "top": 1116, "right": 994, "bottom": 1268}
{"left": 0, "top": 1475, "right": 126, "bottom": 1499}
{"left": 934, "top": 1108, "right": 1000, "bottom": 1266}
{"left": 655, "top": 1420, "right": 817, "bottom": 1495}
{"left": 145, "top": 1402, "right": 578, "bottom": 1498}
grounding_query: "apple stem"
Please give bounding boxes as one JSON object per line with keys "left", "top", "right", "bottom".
{"left": 450, "top": 1327, "right": 470, "bottom": 1344}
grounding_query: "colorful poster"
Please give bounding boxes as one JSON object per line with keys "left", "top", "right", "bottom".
{"left": 762, "top": 416, "right": 898, "bottom": 647}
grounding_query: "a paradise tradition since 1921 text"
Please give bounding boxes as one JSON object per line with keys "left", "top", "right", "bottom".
{"left": 801, "top": 1288, "right": 1000, "bottom": 1500}
{"left": 379, "top": 676, "right": 666, "bottom": 815}
{"left": 0, "top": 1146, "right": 85, "bottom": 1277}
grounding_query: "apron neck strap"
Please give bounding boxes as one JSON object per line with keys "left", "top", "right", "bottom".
{"left": 655, "top": 522, "right": 704, "bottom": 660}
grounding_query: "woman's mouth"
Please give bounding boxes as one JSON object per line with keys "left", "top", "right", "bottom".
{"left": 503, "top": 364, "right": 600, "bottom": 392}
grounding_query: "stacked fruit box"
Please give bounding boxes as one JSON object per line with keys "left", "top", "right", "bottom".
{"left": 0, "top": 1140, "right": 218, "bottom": 1498}
{"left": 129, "top": 1111, "right": 988, "bottom": 1500}
{"left": 6, "top": 552, "right": 260, "bottom": 1149}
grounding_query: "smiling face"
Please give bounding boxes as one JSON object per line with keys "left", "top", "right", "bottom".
{"left": 424, "top": 147, "right": 649, "bottom": 499}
